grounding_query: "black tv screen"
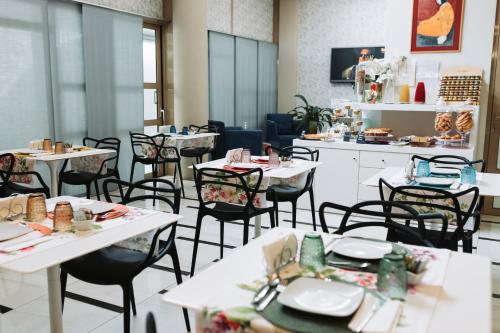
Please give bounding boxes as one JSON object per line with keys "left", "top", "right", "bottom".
{"left": 330, "top": 47, "right": 385, "bottom": 83}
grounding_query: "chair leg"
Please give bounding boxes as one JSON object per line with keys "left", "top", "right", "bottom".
{"left": 273, "top": 196, "right": 279, "bottom": 227}
{"left": 115, "top": 171, "right": 124, "bottom": 199}
{"left": 176, "top": 161, "right": 185, "bottom": 198}
{"left": 190, "top": 213, "right": 204, "bottom": 277}
{"left": 291, "top": 200, "right": 297, "bottom": 229}
{"left": 463, "top": 238, "right": 473, "bottom": 253}
{"left": 57, "top": 179, "right": 63, "bottom": 197}
{"left": 129, "top": 160, "right": 136, "bottom": 182}
{"left": 122, "top": 284, "right": 132, "bottom": 333}
{"left": 309, "top": 189, "right": 317, "bottom": 231}
{"left": 269, "top": 211, "right": 276, "bottom": 228}
{"left": 130, "top": 282, "right": 137, "bottom": 316}
{"left": 243, "top": 218, "right": 250, "bottom": 245}
{"left": 170, "top": 243, "right": 191, "bottom": 332}
{"left": 94, "top": 180, "right": 101, "bottom": 201}
{"left": 60, "top": 269, "right": 68, "bottom": 312}
{"left": 173, "top": 162, "right": 177, "bottom": 183}
{"left": 152, "top": 165, "right": 157, "bottom": 207}
{"left": 219, "top": 220, "right": 224, "bottom": 259}
{"left": 85, "top": 183, "right": 91, "bottom": 199}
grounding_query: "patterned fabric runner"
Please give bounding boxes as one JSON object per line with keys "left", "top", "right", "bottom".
{"left": 141, "top": 135, "right": 215, "bottom": 159}
{"left": 0, "top": 154, "right": 36, "bottom": 184}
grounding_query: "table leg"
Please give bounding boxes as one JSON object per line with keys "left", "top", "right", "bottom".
{"left": 254, "top": 215, "right": 262, "bottom": 238}
{"left": 46, "top": 160, "right": 60, "bottom": 197}
{"left": 47, "top": 265, "right": 63, "bottom": 333}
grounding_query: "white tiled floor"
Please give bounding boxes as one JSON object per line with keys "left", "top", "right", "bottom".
{"left": 1, "top": 179, "right": 499, "bottom": 332}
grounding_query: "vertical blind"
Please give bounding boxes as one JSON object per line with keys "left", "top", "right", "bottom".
{"left": 208, "top": 31, "right": 278, "bottom": 129}
{"left": 0, "top": 0, "right": 144, "bottom": 190}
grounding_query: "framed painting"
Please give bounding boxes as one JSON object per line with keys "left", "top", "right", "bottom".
{"left": 411, "top": 0, "right": 464, "bottom": 53}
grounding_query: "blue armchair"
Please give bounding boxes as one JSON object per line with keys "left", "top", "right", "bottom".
{"left": 208, "top": 120, "right": 263, "bottom": 159}
{"left": 266, "top": 114, "right": 303, "bottom": 148}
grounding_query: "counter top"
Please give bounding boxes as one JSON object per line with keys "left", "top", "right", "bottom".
{"left": 293, "top": 139, "right": 475, "bottom": 157}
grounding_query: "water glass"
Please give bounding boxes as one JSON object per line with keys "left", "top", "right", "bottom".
{"left": 377, "top": 253, "right": 407, "bottom": 300}
{"left": 269, "top": 152, "right": 280, "bottom": 168}
{"left": 241, "top": 149, "right": 251, "bottom": 163}
{"left": 461, "top": 165, "right": 477, "bottom": 185}
{"left": 169, "top": 125, "right": 177, "bottom": 134}
{"left": 299, "top": 233, "right": 325, "bottom": 272}
{"left": 416, "top": 160, "right": 430, "bottom": 177}
{"left": 182, "top": 126, "right": 189, "bottom": 135}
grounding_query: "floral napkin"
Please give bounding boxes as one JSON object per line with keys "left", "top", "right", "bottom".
{"left": 225, "top": 149, "right": 243, "bottom": 163}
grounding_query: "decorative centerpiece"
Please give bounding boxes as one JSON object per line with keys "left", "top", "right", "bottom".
{"left": 289, "top": 95, "right": 333, "bottom": 134}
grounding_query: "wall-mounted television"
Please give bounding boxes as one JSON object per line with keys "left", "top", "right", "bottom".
{"left": 330, "top": 47, "right": 385, "bottom": 83}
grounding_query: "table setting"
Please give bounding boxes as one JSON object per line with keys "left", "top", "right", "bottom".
{"left": 194, "top": 231, "right": 451, "bottom": 333}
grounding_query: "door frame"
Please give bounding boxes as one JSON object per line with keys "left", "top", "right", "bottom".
{"left": 143, "top": 22, "right": 164, "bottom": 128}
{"left": 482, "top": 3, "right": 500, "bottom": 215}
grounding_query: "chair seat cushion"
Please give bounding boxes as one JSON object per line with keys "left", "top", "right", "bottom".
{"left": 266, "top": 184, "right": 301, "bottom": 201}
{"left": 62, "top": 245, "right": 147, "bottom": 285}
{"left": 180, "top": 147, "right": 210, "bottom": 158}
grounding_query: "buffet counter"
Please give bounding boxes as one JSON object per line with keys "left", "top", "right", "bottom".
{"left": 293, "top": 138, "right": 474, "bottom": 207}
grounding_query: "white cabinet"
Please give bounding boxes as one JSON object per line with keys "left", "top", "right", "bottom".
{"left": 314, "top": 148, "right": 359, "bottom": 207}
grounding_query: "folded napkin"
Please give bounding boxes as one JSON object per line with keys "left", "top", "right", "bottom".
{"left": 0, "top": 195, "right": 28, "bottom": 220}
{"left": 348, "top": 294, "right": 403, "bottom": 333}
{"left": 0, "top": 231, "right": 51, "bottom": 253}
{"left": 225, "top": 148, "right": 243, "bottom": 163}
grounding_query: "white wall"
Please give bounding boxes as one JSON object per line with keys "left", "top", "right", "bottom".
{"left": 73, "top": 0, "right": 163, "bottom": 18}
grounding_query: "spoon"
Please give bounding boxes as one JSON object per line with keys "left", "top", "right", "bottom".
{"left": 328, "top": 260, "right": 371, "bottom": 269}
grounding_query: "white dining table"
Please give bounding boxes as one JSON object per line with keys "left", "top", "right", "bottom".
{"left": 363, "top": 166, "right": 500, "bottom": 197}
{"left": 0, "top": 196, "right": 182, "bottom": 333}
{"left": 0, "top": 148, "right": 115, "bottom": 197}
{"left": 192, "top": 157, "right": 322, "bottom": 237}
{"left": 162, "top": 227, "right": 492, "bottom": 333}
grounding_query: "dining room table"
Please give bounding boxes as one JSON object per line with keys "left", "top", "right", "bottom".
{"left": 162, "top": 227, "right": 492, "bottom": 333}
{"left": 0, "top": 195, "right": 182, "bottom": 333}
{"left": 0, "top": 147, "right": 116, "bottom": 197}
{"left": 191, "top": 156, "right": 322, "bottom": 237}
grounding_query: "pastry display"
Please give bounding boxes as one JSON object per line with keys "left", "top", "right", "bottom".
{"left": 410, "top": 136, "right": 435, "bottom": 147}
{"left": 434, "top": 112, "right": 453, "bottom": 133}
{"left": 455, "top": 110, "right": 474, "bottom": 132}
{"left": 365, "top": 128, "right": 393, "bottom": 137}
{"left": 303, "top": 133, "right": 327, "bottom": 140}
{"left": 438, "top": 67, "right": 482, "bottom": 105}
{"left": 440, "top": 133, "right": 461, "bottom": 140}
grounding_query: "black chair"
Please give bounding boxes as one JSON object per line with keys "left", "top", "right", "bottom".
{"left": 58, "top": 137, "right": 121, "bottom": 199}
{"left": 319, "top": 200, "right": 438, "bottom": 247}
{"left": 60, "top": 178, "right": 190, "bottom": 333}
{"left": 379, "top": 178, "right": 480, "bottom": 252}
{"left": 180, "top": 124, "right": 218, "bottom": 164}
{"left": 130, "top": 132, "right": 185, "bottom": 198}
{"left": 0, "top": 153, "right": 50, "bottom": 198}
{"left": 412, "top": 154, "right": 485, "bottom": 238}
{"left": 146, "top": 312, "right": 157, "bottom": 333}
{"left": 265, "top": 146, "right": 318, "bottom": 230}
{"left": 190, "top": 166, "right": 276, "bottom": 276}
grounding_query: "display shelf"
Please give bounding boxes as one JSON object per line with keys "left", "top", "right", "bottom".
{"left": 358, "top": 103, "right": 479, "bottom": 112}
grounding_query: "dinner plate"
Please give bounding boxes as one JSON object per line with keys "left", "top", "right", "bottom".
{"left": 389, "top": 141, "right": 409, "bottom": 146}
{"left": 331, "top": 238, "right": 392, "bottom": 260}
{"left": 429, "top": 167, "right": 460, "bottom": 176}
{"left": 415, "top": 177, "right": 455, "bottom": 187}
{"left": 74, "top": 202, "right": 116, "bottom": 215}
{"left": 277, "top": 278, "right": 364, "bottom": 317}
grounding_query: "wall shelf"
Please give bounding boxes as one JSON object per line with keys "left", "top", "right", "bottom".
{"left": 358, "top": 103, "right": 479, "bottom": 112}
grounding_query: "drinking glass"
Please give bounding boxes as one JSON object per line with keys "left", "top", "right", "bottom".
{"left": 182, "top": 126, "right": 189, "bottom": 135}
{"left": 169, "top": 125, "right": 177, "bottom": 134}
{"left": 269, "top": 152, "right": 280, "bottom": 168}
{"left": 241, "top": 149, "right": 251, "bottom": 163}
{"left": 377, "top": 253, "right": 407, "bottom": 300}
{"left": 461, "top": 165, "right": 477, "bottom": 185}
{"left": 416, "top": 160, "right": 430, "bottom": 177}
{"left": 299, "top": 233, "right": 325, "bottom": 272}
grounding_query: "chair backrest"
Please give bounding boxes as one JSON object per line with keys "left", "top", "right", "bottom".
{"left": 129, "top": 132, "right": 180, "bottom": 161}
{"left": 103, "top": 178, "right": 181, "bottom": 266}
{"left": 281, "top": 146, "right": 319, "bottom": 161}
{"left": 208, "top": 120, "right": 226, "bottom": 159}
{"left": 412, "top": 154, "right": 485, "bottom": 172}
{"left": 193, "top": 165, "right": 264, "bottom": 211}
{"left": 145, "top": 312, "right": 157, "bottom": 333}
{"left": 83, "top": 137, "right": 121, "bottom": 169}
{"left": 379, "top": 178, "right": 480, "bottom": 247}
{"left": 319, "top": 200, "right": 437, "bottom": 247}
{"left": 0, "top": 153, "right": 15, "bottom": 183}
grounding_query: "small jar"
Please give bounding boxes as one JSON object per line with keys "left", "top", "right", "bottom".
{"left": 434, "top": 97, "right": 452, "bottom": 137}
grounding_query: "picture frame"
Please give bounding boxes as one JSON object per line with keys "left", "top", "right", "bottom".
{"left": 410, "top": 0, "right": 465, "bottom": 53}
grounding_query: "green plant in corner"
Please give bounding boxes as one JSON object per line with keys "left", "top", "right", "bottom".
{"left": 289, "top": 94, "right": 333, "bottom": 134}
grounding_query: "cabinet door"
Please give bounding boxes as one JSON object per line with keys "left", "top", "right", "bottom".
{"left": 314, "top": 148, "right": 359, "bottom": 207}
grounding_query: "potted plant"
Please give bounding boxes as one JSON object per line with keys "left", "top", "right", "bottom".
{"left": 289, "top": 95, "right": 333, "bottom": 134}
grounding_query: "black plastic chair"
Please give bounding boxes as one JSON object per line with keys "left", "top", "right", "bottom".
{"left": 58, "top": 137, "right": 121, "bottom": 199}
{"left": 130, "top": 132, "right": 185, "bottom": 198}
{"left": 265, "top": 146, "right": 318, "bottom": 230}
{"left": 0, "top": 153, "right": 50, "bottom": 198}
{"left": 412, "top": 154, "right": 485, "bottom": 237}
{"left": 146, "top": 312, "right": 157, "bottom": 333}
{"left": 179, "top": 124, "right": 218, "bottom": 164}
{"left": 379, "top": 178, "right": 480, "bottom": 252}
{"left": 190, "top": 166, "right": 276, "bottom": 276}
{"left": 319, "top": 200, "right": 438, "bottom": 247}
{"left": 60, "top": 178, "right": 190, "bottom": 333}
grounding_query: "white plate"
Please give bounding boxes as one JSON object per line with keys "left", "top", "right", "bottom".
{"left": 389, "top": 141, "right": 409, "bottom": 146}
{"left": 430, "top": 167, "right": 460, "bottom": 176}
{"left": 277, "top": 278, "right": 364, "bottom": 317}
{"left": 331, "top": 238, "right": 392, "bottom": 260}
{"left": 415, "top": 177, "right": 455, "bottom": 186}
